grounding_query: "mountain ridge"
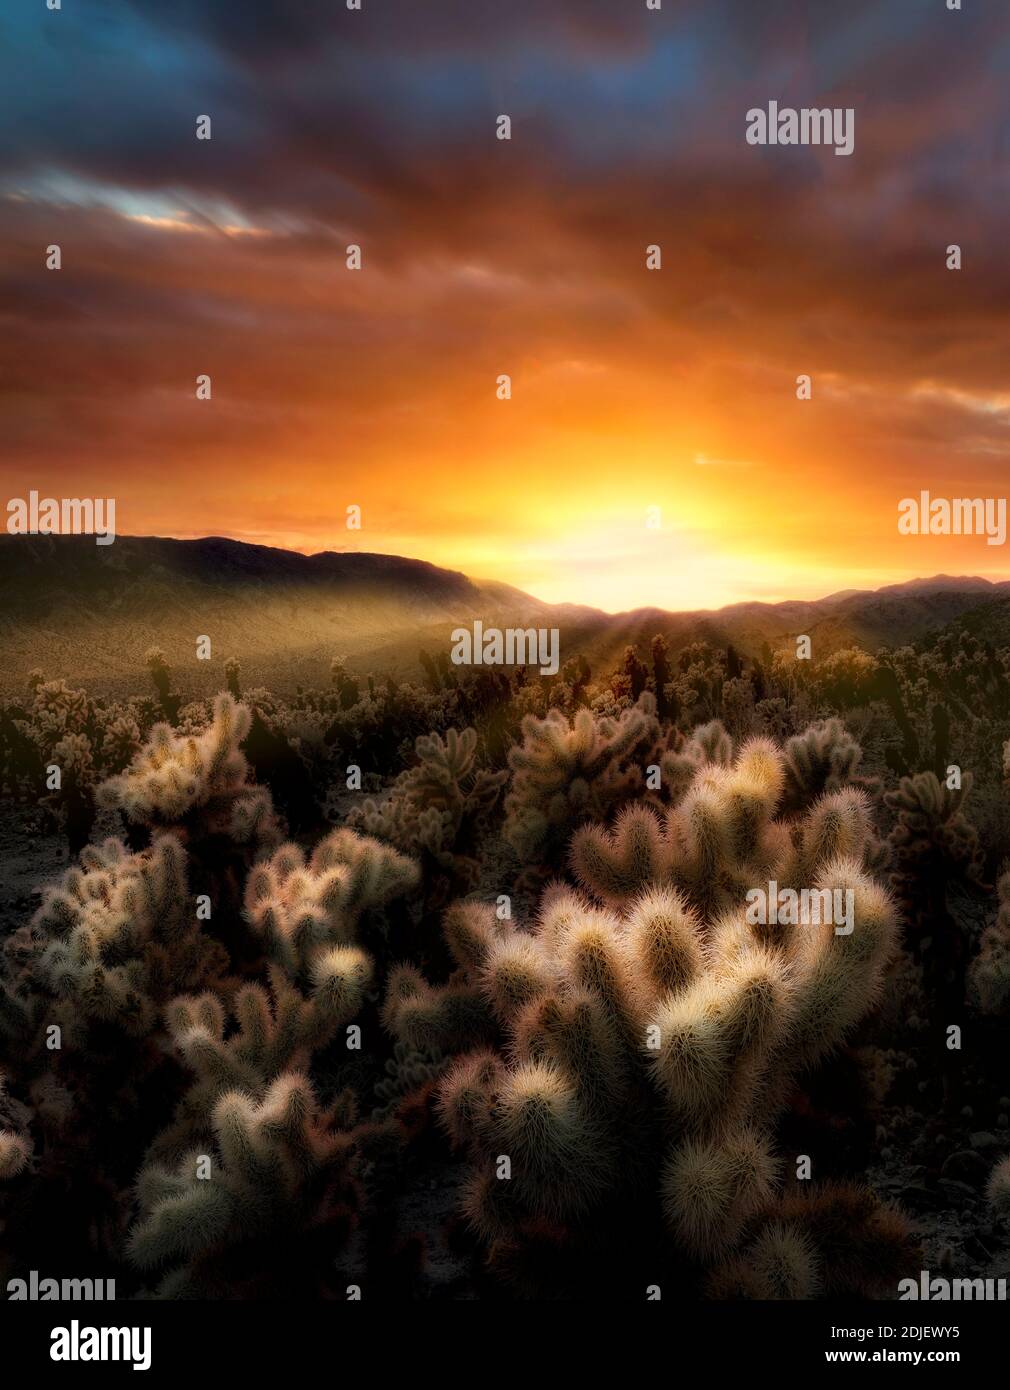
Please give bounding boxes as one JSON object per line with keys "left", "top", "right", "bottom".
{"left": 2, "top": 534, "right": 1009, "bottom": 695}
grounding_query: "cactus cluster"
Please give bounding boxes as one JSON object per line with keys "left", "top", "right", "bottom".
{"left": 967, "top": 739, "right": 1010, "bottom": 1017}
{"left": 384, "top": 729, "right": 910, "bottom": 1295}
{"left": 350, "top": 727, "right": 506, "bottom": 889}
{"left": 782, "top": 717, "right": 867, "bottom": 807}
{"left": 7, "top": 618, "right": 1005, "bottom": 1300}
{"left": 127, "top": 1071, "right": 370, "bottom": 1296}
{"left": 0, "top": 751, "right": 419, "bottom": 1293}
{"left": 124, "top": 829, "right": 419, "bottom": 1293}
{"left": 0, "top": 1072, "right": 31, "bottom": 1182}
{"left": 97, "top": 693, "right": 277, "bottom": 847}
{"left": 1, "top": 835, "right": 226, "bottom": 1067}
{"left": 0, "top": 833, "right": 233, "bottom": 1279}
{"left": 503, "top": 693, "right": 659, "bottom": 862}
{"left": 372, "top": 1039, "right": 446, "bottom": 1120}
{"left": 569, "top": 736, "right": 880, "bottom": 914}
{"left": 971, "top": 871, "right": 1010, "bottom": 1015}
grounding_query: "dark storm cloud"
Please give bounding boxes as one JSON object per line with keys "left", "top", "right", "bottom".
{"left": 1, "top": 0, "right": 1007, "bottom": 503}
{"left": 3, "top": 0, "right": 1005, "bottom": 238}
{"left": 122, "top": 0, "right": 659, "bottom": 60}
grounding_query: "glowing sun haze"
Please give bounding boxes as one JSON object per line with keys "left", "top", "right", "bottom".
{"left": 2, "top": 1, "right": 1008, "bottom": 614}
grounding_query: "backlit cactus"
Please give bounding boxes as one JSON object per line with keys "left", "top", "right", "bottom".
{"left": 782, "top": 717, "right": 865, "bottom": 807}
{"left": 971, "top": 871, "right": 1010, "bottom": 1014}
{"left": 1, "top": 835, "right": 226, "bottom": 1060}
{"left": 97, "top": 693, "right": 277, "bottom": 847}
{"left": 245, "top": 828, "right": 419, "bottom": 975}
{"left": 985, "top": 1154, "right": 1010, "bottom": 1220}
{"left": 349, "top": 727, "right": 505, "bottom": 889}
{"left": 569, "top": 735, "right": 877, "bottom": 917}
{"left": 384, "top": 727, "right": 906, "bottom": 1294}
{"left": 0, "top": 833, "right": 233, "bottom": 1279}
{"left": 127, "top": 1070, "right": 370, "bottom": 1296}
{"left": 708, "top": 1183, "right": 913, "bottom": 1299}
{"left": 0, "top": 1074, "right": 31, "bottom": 1181}
{"left": 0, "top": 1129, "right": 31, "bottom": 1181}
{"left": 503, "top": 693, "right": 659, "bottom": 862}
{"left": 126, "top": 828, "right": 419, "bottom": 1292}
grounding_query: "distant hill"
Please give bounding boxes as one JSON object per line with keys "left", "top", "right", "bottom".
{"left": 1, "top": 535, "right": 1009, "bottom": 696}
{"left": 0, "top": 535, "right": 555, "bottom": 694}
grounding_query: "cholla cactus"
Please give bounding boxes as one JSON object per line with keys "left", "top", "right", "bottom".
{"left": 967, "top": 741, "right": 1010, "bottom": 1015}
{"left": 783, "top": 718, "right": 865, "bottom": 806}
{"left": 503, "top": 693, "right": 659, "bottom": 862}
{"left": 708, "top": 1183, "right": 914, "bottom": 1299}
{"left": 128, "top": 1070, "right": 369, "bottom": 1296}
{"left": 0, "top": 835, "right": 235, "bottom": 1278}
{"left": 0, "top": 1075, "right": 31, "bottom": 1181}
{"left": 885, "top": 771, "right": 982, "bottom": 1033}
{"left": 0, "top": 1129, "right": 31, "bottom": 1181}
{"left": 1, "top": 835, "right": 226, "bottom": 1060}
{"left": 886, "top": 772, "right": 982, "bottom": 903}
{"left": 145, "top": 646, "right": 181, "bottom": 724}
{"left": 350, "top": 727, "right": 505, "bottom": 890}
{"left": 245, "top": 828, "right": 419, "bottom": 974}
{"left": 637, "top": 717, "right": 734, "bottom": 812}
{"left": 971, "top": 871, "right": 1010, "bottom": 1014}
{"left": 385, "top": 729, "right": 907, "bottom": 1295}
{"left": 372, "top": 1039, "right": 445, "bottom": 1120}
{"left": 150, "top": 830, "right": 418, "bottom": 1142}
{"left": 569, "top": 736, "right": 877, "bottom": 917}
{"left": 985, "top": 1155, "right": 1010, "bottom": 1220}
{"left": 127, "top": 829, "right": 419, "bottom": 1293}
{"left": 94, "top": 709, "right": 142, "bottom": 767}
{"left": 97, "top": 693, "right": 277, "bottom": 847}
{"left": 224, "top": 657, "right": 241, "bottom": 700}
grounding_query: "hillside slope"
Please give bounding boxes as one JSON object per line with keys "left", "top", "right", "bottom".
{"left": 2, "top": 536, "right": 1009, "bottom": 695}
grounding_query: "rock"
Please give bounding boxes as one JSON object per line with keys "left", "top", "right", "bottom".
{"left": 942, "top": 1150, "right": 988, "bottom": 1182}
{"left": 970, "top": 1131, "right": 1002, "bottom": 1154}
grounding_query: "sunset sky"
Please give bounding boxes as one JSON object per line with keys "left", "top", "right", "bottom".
{"left": 2, "top": 1, "right": 1009, "bottom": 613}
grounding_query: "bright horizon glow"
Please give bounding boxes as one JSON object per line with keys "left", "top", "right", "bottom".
{"left": 2, "top": 4, "right": 1007, "bottom": 617}
{"left": 135, "top": 523, "right": 1010, "bottom": 616}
